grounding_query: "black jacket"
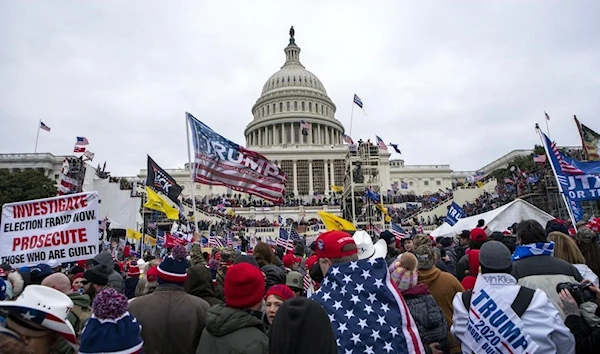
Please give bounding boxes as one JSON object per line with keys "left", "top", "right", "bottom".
{"left": 565, "top": 314, "right": 600, "bottom": 354}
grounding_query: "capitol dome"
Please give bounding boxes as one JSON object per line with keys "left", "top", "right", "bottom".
{"left": 245, "top": 27, "right": 345, "bottom": 148}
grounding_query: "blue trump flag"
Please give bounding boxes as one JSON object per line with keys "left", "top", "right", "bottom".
{"left": 311, "top": 258, "right": 425, "bottom": 354}
{"left": 540, "top": 131, "right": 592, "bottom": 222}
{"left": 445, "top": 202, "right": 465, "bottom": 226}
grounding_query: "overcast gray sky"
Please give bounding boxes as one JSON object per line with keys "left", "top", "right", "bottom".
{"left": 1, "top": 1, "right": 599, "bottom": 176}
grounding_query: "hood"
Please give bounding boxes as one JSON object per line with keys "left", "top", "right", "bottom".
{"left": 184, "top": 265, "right": 222, "bottom": 306}
{"left": 93, "top": 251, "right": 115, "bottom": 268}
{"left": 204, "top": 304, "right": 264, "bottom": 337}
{"left": 401, "top": 282, "right": 430, "bottom": 297}
{"left": 417, "top": 266, "right": 442, "bottom": 285}
{"left": 7, "top": 271, "right": 24, "bottom": 298}
{"left": 261, "top": 264, "right": 286, "bottom": 289}
{"left": 67, "top": 293, "right": 91, "bottom": 308}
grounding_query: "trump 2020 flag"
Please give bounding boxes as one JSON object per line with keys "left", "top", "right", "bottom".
{"left": 187, "top": 112, "right": 288, "bottom": 204}
{"left": 311, "top": 258, "right": 425, "bottom": 354}
{"left": 445, "top": 202, "right": 465, "bottom": 226}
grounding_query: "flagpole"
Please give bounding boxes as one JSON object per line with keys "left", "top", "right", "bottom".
{"left": 349, "top": 100, "right": 355, "bottom": 138}
{"left": 185, "top": 112, "right": 199, "bottom": 231}
{"left": 34, "top": 120, "right": 41, "bottom": 153}
{"left": 544, "top": 112, "right": 551, "bottom": 140}
{"left": 535, "top": 126, "right": 577, "bottom": 230}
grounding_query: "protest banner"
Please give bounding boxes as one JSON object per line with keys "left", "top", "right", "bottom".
{"left": 445, "top": 202, "right": 465, "bottom": 226}
{"left": 1, "top": 192, "right": 99, "bottom": 267}
{"left": 463, "top": 275, "right": 539, "bottom": 354}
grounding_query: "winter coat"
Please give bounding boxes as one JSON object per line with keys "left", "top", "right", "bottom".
{"left": 93, "top": 251, "right": 124, "bottom": 293}
{"left": 418, "top": 266, "right": 464, "bottom": 354}
{"left": 452, "top": 273, "right": 575, "bottom": 354}
{"left": 262, "top": 264, "right": 286, "bottom": 289}
{"left": 184, "top": 264, "right": 223, "bottom": 306}
{"left": 195, "top": 304, "right": 269, "bottom": 354}
{"left": 129, "top": 284, "right": 210, "bottom": 354}
{"left": 511, "top": 254, "right": 583, "bottom": 319}
{"left": 124, "top": 277, "right": 139, "bottom": 299}
{"left": 455, "top": 253, "right": 470, "bottom": 281}
{"left": 66, "top": 293, "right": 92, "bottom": 336}
{"left": 402, "top": 283, "right": 449, "bottom": 353}
{"left": 564, "top": 314, "right": 600, "bottom": 354}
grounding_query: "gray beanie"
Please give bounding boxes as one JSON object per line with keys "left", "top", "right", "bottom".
{"left": 479, "top": 241, "right": 512, "bottom": 270}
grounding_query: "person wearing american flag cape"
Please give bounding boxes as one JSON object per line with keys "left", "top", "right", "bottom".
{"left": 310, "top": 230, "right": 425, "bottom": 354}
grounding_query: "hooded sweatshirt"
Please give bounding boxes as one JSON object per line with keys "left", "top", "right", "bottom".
{"left": 196, "top": 304, "right": 268, "bottom": 354}
{"left": 184, "top": 264, "right": 223, "bottom": 306}
{"left": 269, "top": 297, "right": 337, "bottom": 354}
{"left": 93, "top": 252, "right": 124, "bottom": 292}
{"left": 418, "top": 266, "right": 464, "bottom": 354}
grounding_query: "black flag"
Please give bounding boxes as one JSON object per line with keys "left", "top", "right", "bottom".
{"left": 146, "top": 155, "right": 182, "bottom": 204}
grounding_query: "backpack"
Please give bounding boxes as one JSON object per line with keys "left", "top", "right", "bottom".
{"left": 461, "top": 286, "right": 535, "bottom": 318}
{"left": 70, "top": 304, "right": 93, "bottom": 336}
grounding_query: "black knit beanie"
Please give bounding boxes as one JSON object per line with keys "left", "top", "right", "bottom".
{"left": 269, "top": 297, "right": 337, "bottom": 354}
{"left": 83, "top": 264, "right": 110, "bottom": 286}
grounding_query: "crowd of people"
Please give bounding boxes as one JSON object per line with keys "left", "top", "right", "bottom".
{"left": 2, "top": 217, "right": 600, "bottom": 353}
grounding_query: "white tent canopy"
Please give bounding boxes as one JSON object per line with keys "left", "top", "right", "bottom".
{"left": 430, "top": 199, "right": 554, "bottom": 238}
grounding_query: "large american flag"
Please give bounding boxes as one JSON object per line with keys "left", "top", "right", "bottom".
{"left": 187, "top": 112, "right": 288, "bottom": 203}
{"left": 310, "top": 258, "right": 425, "bottom": 354}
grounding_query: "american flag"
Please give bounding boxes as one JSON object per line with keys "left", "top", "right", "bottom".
{"left": 533, "top": 153, "right": 546, "bottom": 163}
{"left": 76, "top": 136, "right": 89, "bottom": 145}
{"left": 277, "top": 228, "right": 294, "bottom": 251}
{"left": 208, "top": 234, "right": 224, "bottom": 248}
{"left": 303, "top": 273, "right": 313, "bottom": 294}
{"left": 300, "top": 120, "right": 312, "bottom": 130}
{"left": 417, "top": 222, "right": 424, "bottom": 234}
{"left": 550, "top": 142, "right": 584, "bottom": 175}
{"left": 289, "top": 228, "right": 301, "bottom": 241}
{"left": 187, "top": 112, "right": 288, "bottom": 203}
{"left": 73, "top": 146, "right": 86, "bottom": 153}
{"left": 310, "top": 258, "right": 425, "bottom": 354}
{"left": 353, "top": 94, "right": 363, "bottom": 108}
{"left": 58, "top": 174, "right": 78, "bottom": 195}
{"left": 344, "top": 135, "right": 354, "bottom": 145}
{"left": 376, "top": 136, "right": 388, "bottom": 150}
{"left": 40, "top": 121, "right": 51, "bottom": 132}
{"left": 367, "top": 223, "right": 382, "bottom": 236}
{"left": 391, "top": 222, "right": 408, "bottom": 241}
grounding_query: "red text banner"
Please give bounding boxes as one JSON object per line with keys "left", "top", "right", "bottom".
{"left": 1, "top": 192, "right": 99, "bottom": 267}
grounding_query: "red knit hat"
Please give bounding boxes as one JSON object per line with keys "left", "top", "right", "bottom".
{"left": 265, "top": 284, "right": 295, "bottom": 301}
{"left": 146, "top": 266, "right": 159, "bottom": 282}
{"left": 315, "top": 230, "right": 357, "bottom": 259}
{"left": 225, "top": 263, "right": 265, "bottom": 309}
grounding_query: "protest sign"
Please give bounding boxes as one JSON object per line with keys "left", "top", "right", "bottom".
{"left": 445, "top": 202, "right": 465, "bottom": 226}
{"left": 463, "top": 275, "right": 539, "bottom": 354}
{"left": 1, "top": 192, "right": 99, "bottom": 267}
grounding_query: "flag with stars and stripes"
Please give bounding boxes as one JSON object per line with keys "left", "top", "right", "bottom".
{"left": 376, "top": 136, "right": 388, "bottom": 151}
{"left": 390, "top": 222, "right": 408, "bottom": 241}
{"left": 187, "top": 112, "right": 288, "bottom": 204}
{"left": 277, "top": 228, "right": 294, "bottom": 251}
{"left": 310, "top": 258, "right": 425, "bottom": 354}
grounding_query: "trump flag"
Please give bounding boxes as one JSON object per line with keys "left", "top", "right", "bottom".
{"left": 187, "top": 112, "right": 288, "bottom": 204}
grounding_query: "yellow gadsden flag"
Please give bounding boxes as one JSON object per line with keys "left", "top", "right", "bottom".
{"left": 144, "top": 186, "right": 180, "bottom": 220}
{"left": 331, "top": 185, "right": 344, "bottom": 193}
{"left": 317, "top": 211, "right": 356, "bottom": 231}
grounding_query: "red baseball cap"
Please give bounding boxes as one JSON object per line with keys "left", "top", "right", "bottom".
{"left": 470, "top": 228, "right": 487, "bottom": 242}
{"left": 305, "top": 255, "right": 318, "bottom": 270}
{"left": 315, "top": 230, "right": 357, "bottom": 259}
{"left": 282, "top": 253, "right": 302, "bottom": 268}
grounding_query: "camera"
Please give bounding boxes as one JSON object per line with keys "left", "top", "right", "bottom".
{"left": 556, "top": 282, "right": 596, "bottom": 305}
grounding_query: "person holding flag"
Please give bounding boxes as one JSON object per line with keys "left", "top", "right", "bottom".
{"left": 310, "top": 230, "right": 425, "bottom": 354}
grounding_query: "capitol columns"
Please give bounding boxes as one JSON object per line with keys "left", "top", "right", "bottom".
{"left": 293, "top": 160, "right": 299, "bottom": 196}
{"left": 308, "top": 159, "right": 314, "bottom": 196}
{"left": 329, "top": 159, "right": 335, "bottom": 187}
{"left": 324, "top": 159, "right": 330, "bottom": 195}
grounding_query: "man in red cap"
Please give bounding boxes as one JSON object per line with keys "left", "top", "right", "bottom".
{"left": 310, "top": 230, "right": 425, "bottom": 353}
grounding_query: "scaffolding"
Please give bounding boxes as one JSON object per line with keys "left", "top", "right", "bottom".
{"left": 342, "top": 144, "right": 385, "bottom": 234}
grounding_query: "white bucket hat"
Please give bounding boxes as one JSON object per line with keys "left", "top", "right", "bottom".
{"left": 0, "top": 285, "right": 77, "bottom": 348}
{"left": 353, "top": 230, "right": 387, "bottom": 260}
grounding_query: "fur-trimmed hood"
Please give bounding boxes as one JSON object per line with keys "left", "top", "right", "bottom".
{"left": 7, "top": 271, "right": 24, "bottom": 299}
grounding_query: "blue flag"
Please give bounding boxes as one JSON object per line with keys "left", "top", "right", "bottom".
{"left": 445, "top": 202, "right": 465, "bottom": 226}
{"left": 311, "top": 258, "right": 424, "bottom": 353}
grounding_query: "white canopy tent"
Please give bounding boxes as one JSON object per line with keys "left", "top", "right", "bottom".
{"left": 430, "top": 199, "right": 554, "bottom": 238}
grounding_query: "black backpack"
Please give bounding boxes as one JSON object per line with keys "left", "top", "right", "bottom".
{"left": 461, "top": 286, "right": 535, "bottom": 318}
